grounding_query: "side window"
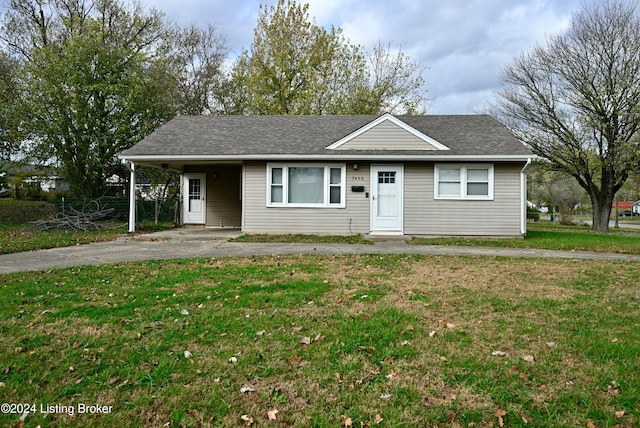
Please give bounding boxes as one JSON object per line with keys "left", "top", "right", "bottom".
{"left": 435, "top": 164, "right": 493, "bottom": 199}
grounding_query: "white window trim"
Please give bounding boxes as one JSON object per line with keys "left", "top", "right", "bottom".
{"left": 434, "top": 164, "right": 494, "bottom": 200}
{"left": 267, "top": 163, "right": 346, "bottom": 208}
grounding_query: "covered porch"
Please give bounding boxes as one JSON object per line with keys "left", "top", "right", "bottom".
{"left": 123, "top": 159, "right": 242, "bottom": 233}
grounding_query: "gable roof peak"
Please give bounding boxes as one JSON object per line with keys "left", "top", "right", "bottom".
{"left": 325, "top": 113, "right": 450, "bottom": 151}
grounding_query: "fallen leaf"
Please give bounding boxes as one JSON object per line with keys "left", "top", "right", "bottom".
{"left": 495, "top": 409, "right": 506, "bottom": 427}
{"left": 586, "top": 419, "right": 596, "bottom": 428}
{"left": 180, "top": 309, "right": 189, "bottom": 316}
{"left": 546, "top": 342, "right": 556, "bottom": 349}
{"left": 374, "top": 414, "right": 383, "bottom": 424}
{"left": 439, "top": 356, "right": 447, "bottom": 362}
{"left": 300, "top": 337, "right": 311, "bottom": 345}
{"left": 240, "top": 414, "right": 254, "bottom": 425}
{"left": 343, "top": 416, "right": 353, "bottom": 427}
{"left": 429, "top": 330, "right": 437, "bottom": 337}
{"left": 184, "top": 350, "right": 193, "bottom": 359}
{"left": 607, "top": 385, "right": 620, "bottom": 395}
{"left": 615, "top": 410, "right": 625, "bottom": 418}
{"left": 240, "top": 387, "right": 255, "bottom": 393}
{"left": 334, "top": 373, "right": 342, "bottom": 383}
{"left": 380, "top": 393, "right": 391, "bottom": 400}
{"left": 523, "top": 355, "right": 534, "bottom": 363}
{"left": 446, "top": 323, "right": 456, "bottom": 329}
{"left": 288, "top": 354, "right": 302, "bottom": 364}
{"left": 267, "top": 409, "right": 278, "bottom": 420}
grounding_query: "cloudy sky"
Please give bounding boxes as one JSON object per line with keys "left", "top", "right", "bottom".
{"left": 144, "top": 0, "right": 596, "bottom": 114}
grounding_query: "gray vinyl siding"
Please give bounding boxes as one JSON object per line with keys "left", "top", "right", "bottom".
{"left": 243, "top": 161, "right": 370, "bottom": 234}
{"left": 185, "top": 165, "right": 242, "bottom": 228}
{"left": 404, "top": 162, "right": 523, "bottom": 236}
{"left": 336, "top": 120, "right": 437, "bottom": 150}
{"left": 243, "top": 161, "right": 524, "bottom": 236}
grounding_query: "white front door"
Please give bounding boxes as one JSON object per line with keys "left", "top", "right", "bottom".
{"left": 184, "top": 173, "right": 206, "bottom": 224}
{"left": 370, "top": 165, "right": 403, "bottom": 233}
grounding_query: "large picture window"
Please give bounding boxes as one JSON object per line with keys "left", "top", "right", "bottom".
{"left": 435, "top": 164, "right": 493, "bottom": 200}
{"left": 267, "top": 164, "right": 346, "bottom": 207}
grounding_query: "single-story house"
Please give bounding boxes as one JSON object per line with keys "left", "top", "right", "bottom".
{"left": 118, "top": 113, "right": 534, "bottom": 237}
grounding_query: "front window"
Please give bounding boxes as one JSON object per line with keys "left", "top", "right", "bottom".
{"left": 435, "top": 164, "right": 493, "bottom": 199}
{"left": 268, "top": 163, "right": 346, "bottom": 207}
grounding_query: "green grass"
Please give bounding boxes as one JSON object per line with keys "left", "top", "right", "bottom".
{"left": 0, "top": 222, "right": 174, "bottom": 255}
{"left": 0, "top": 254, "right": 638, "bottom": 427}
{"left": 231, "top": 233, "right": 373, "bottom": 244}
{"left": 0, "top": 225, "right": 124, "bottom": 255}
{"left": 409, "top": 222, "right": 640, "bottom": 254}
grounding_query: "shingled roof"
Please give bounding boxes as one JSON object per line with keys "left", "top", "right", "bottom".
{"left": 119, "top": 114, "right": 533, "bottom": 162}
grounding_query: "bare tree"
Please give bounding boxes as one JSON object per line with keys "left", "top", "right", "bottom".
{"left": 494, "top": 1, "right": 640, "bottom": 232}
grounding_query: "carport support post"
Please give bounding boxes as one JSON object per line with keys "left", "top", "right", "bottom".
{"left": 128, "top": 161, "right": 136, "bottom": 233}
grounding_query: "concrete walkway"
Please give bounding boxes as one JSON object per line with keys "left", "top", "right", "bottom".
{"left": 2, "top": 227, "right": 640, "bottom": 274}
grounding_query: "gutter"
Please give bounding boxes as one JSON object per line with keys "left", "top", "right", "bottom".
{"left": 118, "top": 153, "right": 535, "bottom": 163}
{"left": 520, "top": 157, "right": 534, "bottom": 236}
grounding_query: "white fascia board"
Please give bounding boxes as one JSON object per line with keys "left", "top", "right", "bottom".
{"left": 325, "top": 113, "right": 450, "bottom": 150}
{"left": 120, "top": 154, "right": 536, "bottom": 162}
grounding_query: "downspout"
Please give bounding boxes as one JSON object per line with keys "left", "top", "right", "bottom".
{"left": 520, "top": 158, "right": 533, "bottom": 236}
{"left": 122, "top": 160, "right": 136, "bottom": 233}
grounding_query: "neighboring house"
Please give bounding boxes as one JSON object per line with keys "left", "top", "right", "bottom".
{"left": 118, "top": 113, "right": 535, "bottom": 236}
{"left": 3, "top": 162, "right": 67, "bottom": 193}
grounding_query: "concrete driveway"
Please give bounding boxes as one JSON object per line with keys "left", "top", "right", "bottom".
{"left": 2, "top": 227, "right": 640, "bottom": 274}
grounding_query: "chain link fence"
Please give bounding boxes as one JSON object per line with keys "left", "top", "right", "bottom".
{"left": 0, "top": 195, "right": 179, "bottom": 225}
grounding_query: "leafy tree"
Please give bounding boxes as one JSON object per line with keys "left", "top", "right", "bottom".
{"left": 223, "top": 0, "right": 426, "bottom": 115}
{"left": 494, "top": 1, "right": 640, "bottom": 232}
{"left": 0, "top": 51, "right": 22, "bottom": 161}
{"left": 1, "top": 0, "right": 228, "bottom": 197}
{"left": 161, "top": 23, "right": 229, "bottom": 115}
{"left": 23, "top": 20, "right": 173, "bottom": 197}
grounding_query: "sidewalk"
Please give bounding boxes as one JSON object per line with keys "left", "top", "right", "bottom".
{"left": 2, "top": 227, "right": 640, "bottom": 274}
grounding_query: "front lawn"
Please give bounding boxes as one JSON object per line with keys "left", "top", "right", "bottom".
{"left": 1, "top": 255, "right": 638, "bottom": 427}
{"left": 410, "top": 223, "right": 640, "bottom": 254}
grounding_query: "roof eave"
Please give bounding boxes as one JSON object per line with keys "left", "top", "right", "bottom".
{"left": 119, "top": 153, "right": 536, "bottom": 163}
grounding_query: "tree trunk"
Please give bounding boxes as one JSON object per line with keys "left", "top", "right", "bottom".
{"left": 591, "top": 192, "right": 613, "bottom": 232}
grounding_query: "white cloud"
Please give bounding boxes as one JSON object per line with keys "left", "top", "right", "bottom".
{"left": 145, "top": 0, "right": 589, "bottom": 113}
